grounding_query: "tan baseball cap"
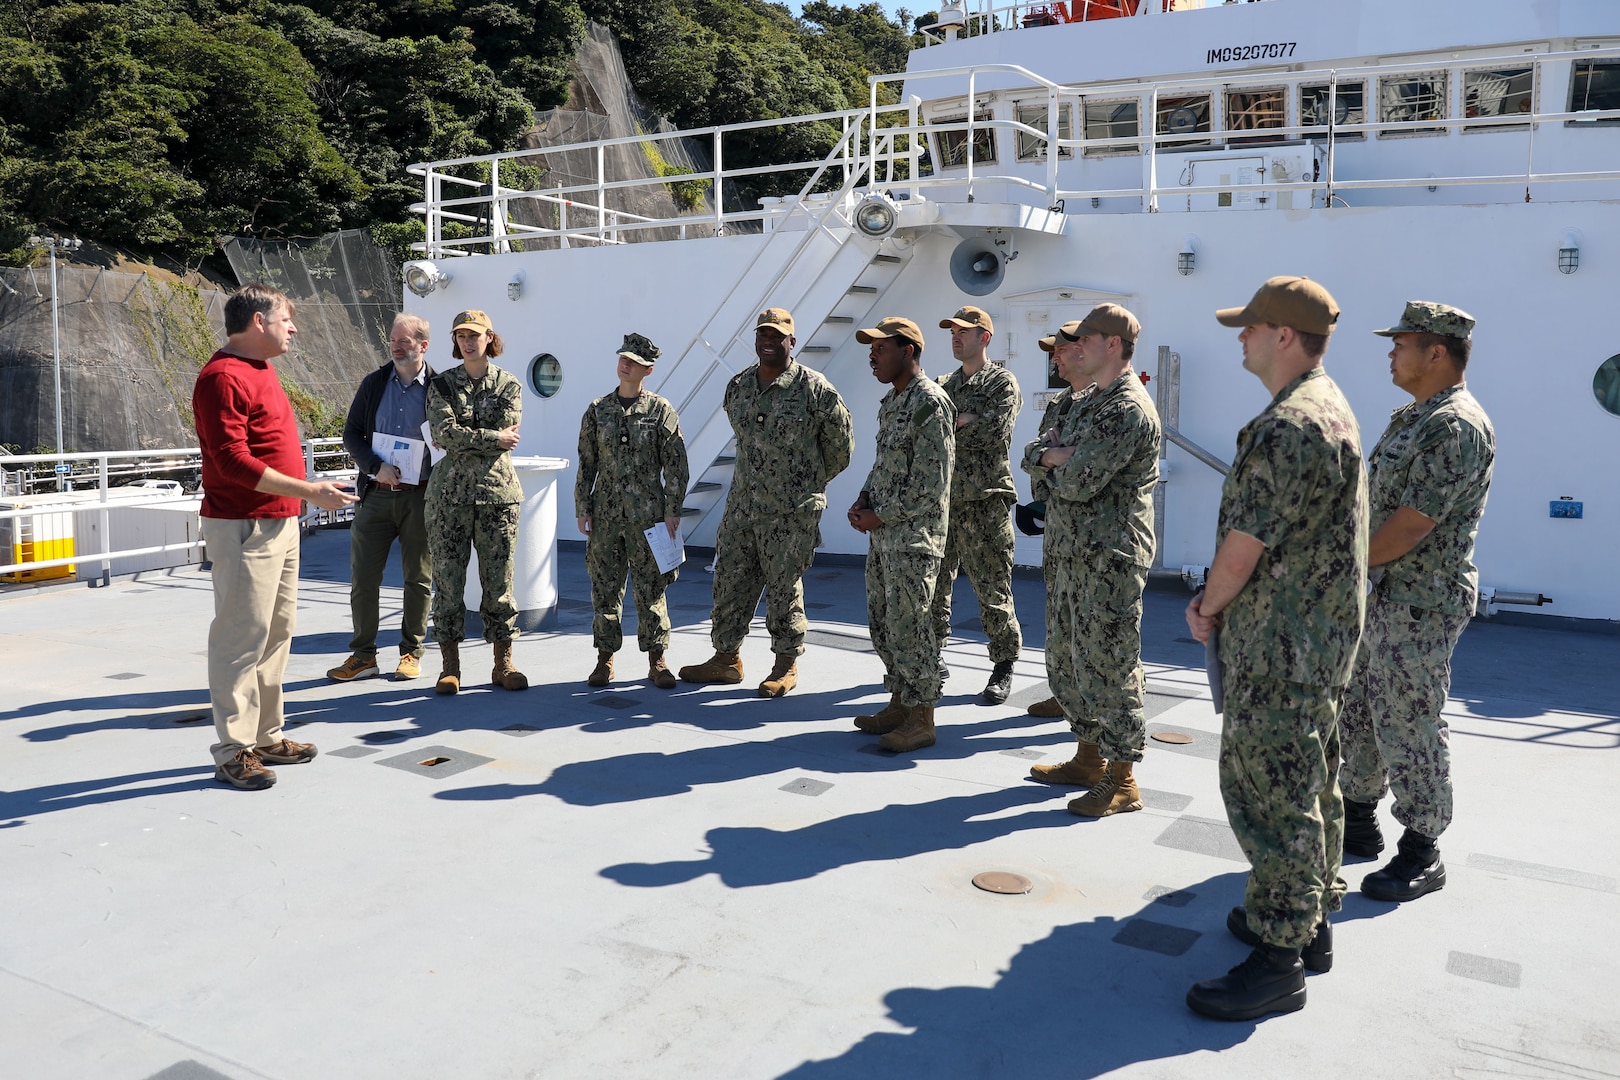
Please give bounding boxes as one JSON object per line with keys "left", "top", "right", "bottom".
{"left": 1216, "top": 277, "right": 1340, "bottom": 335}
{"left": 940, "top": 305, "right": 994, "bottom": 333}
{"left": 756, "top": 308, "right": 795, "bottom": 338}
{"left": 1038, "top": 303, "right": 1141, "bottom": 352}
{"left": 452, "top": 309, "right": 493, "bottom": 334}
{"left": 1373, "top": 300, "right": 1475, "bottom": 340}
{"left": 856, "top": 316, "right": 925, "bottom": 351}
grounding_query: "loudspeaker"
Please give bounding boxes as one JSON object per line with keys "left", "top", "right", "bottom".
{"left": 949, "top": 239, "right": 1005, "bottom": 296}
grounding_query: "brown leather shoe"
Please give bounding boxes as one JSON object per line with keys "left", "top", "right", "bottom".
{"left": 678, "top": 651, "right": 744, "bottom": 684}
{"left": 759, "top": 654, "right": 798, "bottom": 697}
{"left": 1030, "top": 740, "right": 1106, "bottom": 786}
{"left": 1068, "top": 760, "right": 1144, "bottom": 817}
{"left": 879, "top": 704, "right": 937, "bottom": 753}
{"left": 1027, "top": 696, "right": 1063, "bottom": 718}
{"left": 649, "top": 651, "right": 677, "bottom": 689}
{"left": 436, "top": 640, "right": 461, "bottom": 695}
{"left": 215, "top": 748, "right": 276, "bottom": 790}
{"left": 257, "top": 738, "right": 318, "bottom": 765}
{"left": 854, "top": 694, "right": 906, "bottom": 733}
{"left": 492, "top": 640, "right": 528, "bottom": 691}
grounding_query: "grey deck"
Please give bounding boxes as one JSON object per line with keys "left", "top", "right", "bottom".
{"left": 2, "top": 529, "right": 1617, "bottom": 1080}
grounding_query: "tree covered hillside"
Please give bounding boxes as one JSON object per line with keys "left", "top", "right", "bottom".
{"left": 0, "top": 0, "right": 918, "bottom": 269}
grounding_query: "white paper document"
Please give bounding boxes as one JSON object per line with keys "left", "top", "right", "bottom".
{"left": 643, "top": 523, "right": 686, "bottom": 575}
{"left": 421, "top": 422, "right": 447, "bottom": 466}
{"left": 372, "top": 431, "right": 426, "bottom": 485}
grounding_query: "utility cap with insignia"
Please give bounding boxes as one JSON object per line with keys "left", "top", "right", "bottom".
{"left": 756, "top": 308, "right": 795, "bottom": 338}
{"left": 618, "top": 332, "right": 660, "bottom": 367}
{"left": 452, "top": 309, "right": 493, "bottom": 334}
{"left": 1039, "top": 303, "right": 1141, "bottom": 352}
{"left": 1372, "top": 300, "right": 1475, "bottom": 340}
{"left": 1216, "top": 276, "right": 1340, "bottom": 335}
{"left": 939, "top": 305, "right": 994, "bottom": 333}
{"left": 855, "top": 316, "right": 925, "bottom": 351}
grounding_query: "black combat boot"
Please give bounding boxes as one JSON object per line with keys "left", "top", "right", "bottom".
{"left": 1361, "top": 828, "right": 1446, "bottom": 902}
{"left": 982, "top": 660, "right": 1014, "bottom": 704}
{"left": 1186, "top": 942, "right": 1306, "bottom": 1022}
{"left": 1343, "top": 797, "right": 1385, "bottom": 858}
{"left": 1226, "top": 906, "right": 1333, "bottom": 973}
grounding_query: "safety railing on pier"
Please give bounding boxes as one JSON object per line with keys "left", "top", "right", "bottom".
{"left": 408, "top": 44, "right": 1620, "bottom": 256}
{"left": 0, "top": 442, "right": 358, "bottom": 585}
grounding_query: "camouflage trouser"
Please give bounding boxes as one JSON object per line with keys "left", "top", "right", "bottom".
{"left": 867, "top": 547, "right": 943, "bottom": 706}
{"left": 929, "top": 495, "right": 1022, "bottom": 663}
{"left": 587, "top": 520, "right": 677, "bottom": 654}
{"left": 1044, "top": 551, "right": 1148, "bottom": 762}
{"left": 426, "top": 500, "right": 519, "bottom": 644}
{"left": 710, "top": 504, "right": 821, "bottom": 657}
{"left": 1338, "top": 595, "right": 1470, "bottom": 838}
{"left": 1221, "top": 673, "right": 1347, "bottom": 951}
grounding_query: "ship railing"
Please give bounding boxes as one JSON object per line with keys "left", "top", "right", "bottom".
{"left": 406, "top": 105, "right": 923, "bottom": 256}
{"left": 0, "top": 443, "right": 357, "bottom": 586}
{"left": 916, "top": 0, "right": 1221, "bottom": 46}
{"left": 874, "top": 46, "right": 1620, "bottom": 211}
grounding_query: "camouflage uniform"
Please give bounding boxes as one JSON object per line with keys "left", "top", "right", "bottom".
{"left": 575, "top": 389, "right": 690, "bottom": 654}
{"left": 1021, "top": 372, "right": 1160, "bottom": 760}
{"left": 929, "top": 362, "right": 1023, "bottom": 663}
{"left": 709, "top": 361, "right": 854, "bottom": 656}
{"left": 1217, "top": 367, "right": 1368, "bottom": 950}
{"left": 865, "top": 376, "right": 955, "bottom": 706}
{"left": 1340, "top": 384, "right": 1494, "bottom": 838}
{"left": 425, "top": 363, "right": 524, "bottom": 644}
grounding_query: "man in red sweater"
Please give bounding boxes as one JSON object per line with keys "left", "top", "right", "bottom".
{"left": 194, "top": 284, "right": 355, "bottom": 790}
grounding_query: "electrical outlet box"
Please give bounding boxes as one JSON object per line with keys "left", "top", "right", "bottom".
{"left": 1549, "top": 500, "right": 1583, "bottom": 519}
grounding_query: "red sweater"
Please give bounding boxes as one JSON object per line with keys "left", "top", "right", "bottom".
{"left": 193, "top": 349, "right": 305, "bottom": 519}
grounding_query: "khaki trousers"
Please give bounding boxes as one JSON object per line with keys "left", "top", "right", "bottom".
{"left": 203, "top": 516, "right": 300, "bottom": 765}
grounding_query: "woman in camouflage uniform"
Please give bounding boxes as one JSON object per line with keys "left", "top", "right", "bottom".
{"left": 574, "top": 333, "right": 689, "bottom": 689}
{"left": 425, "top": 309, "right": 527, "bottom": 694}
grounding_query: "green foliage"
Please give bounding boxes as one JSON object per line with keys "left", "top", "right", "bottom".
{"left": 0, "top": 0, "right": 919, "bottom": 266}
{"left": 278, "top": 371, "right": 346, "bottom": 438}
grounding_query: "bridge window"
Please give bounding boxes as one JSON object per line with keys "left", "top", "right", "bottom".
{"left": 1225, "top": 87, "right": 1287, "bottom": 146}
{"left": 1378, "top": 72, "right": 1448, "bottom": 137}
{"left": 932, "top": 112, "right": 998, "bottom": 168}
{"left": 1156, "top": 95, "right": 1212, "bottom": 149}
{"left": 1016, "top": 103, "right": 1073, "bottom": 161}
{"left": 1568, "top": 59, "right": 1620, "bottom": 125}
{"left": 1595, "top": 355, "right": 1620, "bottom": 417}
{"left": 1463, "top": 67, "right": 1534, "bottom": 131}
{"left": 1082, "top": 99, "right": 1140, "bottom": 156}
{"left": 1300, "top": 82, "right": 1366, "bottom": 140}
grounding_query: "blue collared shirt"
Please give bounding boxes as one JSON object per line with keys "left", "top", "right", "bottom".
{"left": 376, "top": 362, "right": 430, "bottom": 441}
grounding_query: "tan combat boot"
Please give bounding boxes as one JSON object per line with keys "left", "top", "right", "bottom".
{"left": 854, "top": 694, "right": 906, "bottom": 733}
{"left": 879, "top": 704, "right": 937, "bottom": 753}
{"left": 587, "top": 650, "right": 614, "bottom": 687}
{"left": 435, "top": 641, "right": 461, "bottom": 695}
{"left": 492, "top": 640, "right": 528, "bottom": 691}
{"left": 759, "top": 654, "right": 798, "bottom": 698}
{"left": 649, "top": 650, "right": 677, "bottom": 689}
{"left": 1068, "top": 759, "right": 1144, "bottom": 818}
{"left": 1027, "top": 697, "right": 1063, "bottom": 718}
{"left": 678, "top": 651, "right": 744, "bottom": 685}
{"left": 1029, "top": 740, "right": 1107, "bottom": 786}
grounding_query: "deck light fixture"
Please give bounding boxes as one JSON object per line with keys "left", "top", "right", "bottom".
{"left": 854, "top": 194, "right": 898, "bottom": 238}
{"left": 507, "top": 270, "right": 525, "bottom": 301}
{"left": 1178, "top": 236, "right": 1196, "bottom": 276}
{"left": 404, "top": 260, "right": 452, "bottom": 297}
{"left": 1558, "top": 231, "right": 1580, "bottom": 275}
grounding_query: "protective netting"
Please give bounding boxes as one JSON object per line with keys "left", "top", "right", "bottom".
{"left": 499, "top": 21, "right": 733, "bottom": 246}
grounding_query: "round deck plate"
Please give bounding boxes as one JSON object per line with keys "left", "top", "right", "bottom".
{"left": 1151, "top": 731, "right": 1194, "bottom": 745}
{"left": 972, "top": 871, "right": 1033, "bottom": 895}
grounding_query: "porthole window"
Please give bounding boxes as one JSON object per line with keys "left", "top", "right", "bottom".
{"left": 1594, "top": 354, "right": 1620, "bottom": 417}
{"left": 528, "top": 353, "right": 563, "bottom": 398}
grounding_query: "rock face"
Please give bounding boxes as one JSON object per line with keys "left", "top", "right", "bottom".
{"left": 0, "top": 246, "right": 394, "bottom": 454}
